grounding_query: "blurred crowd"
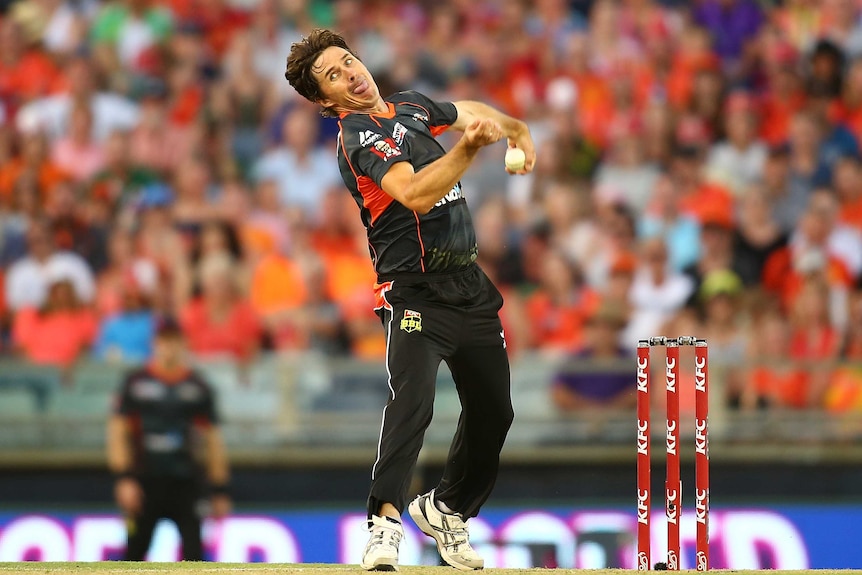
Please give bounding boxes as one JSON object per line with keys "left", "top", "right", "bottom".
{"left": 3, "top": 0, "right": 862, "bottom": 412}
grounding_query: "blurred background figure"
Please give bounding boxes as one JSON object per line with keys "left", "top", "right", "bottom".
{"left": 107, "top": 318, "right": 230, "bottom": 561}
{"left": 628, "top": 236, "right": 694, "bottom": 344}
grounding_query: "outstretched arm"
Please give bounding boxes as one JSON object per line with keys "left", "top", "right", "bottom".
{"left": 452, "top": 101, "right": 536, "bottom": 174}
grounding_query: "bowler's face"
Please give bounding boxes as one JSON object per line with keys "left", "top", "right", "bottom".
{"left": 312, "top": 46, "right": 381, "bottom": 114}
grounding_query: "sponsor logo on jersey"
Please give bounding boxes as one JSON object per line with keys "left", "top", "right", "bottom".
{"left": 131, "top": 379, "right": 166, "bottom": 400}
{"left": 359, "top": 130, "right": 382, "bottom": 147}
{"left": 400, "top": 309, "right": 422, "bottom": 333}
{"left": 412, "top": 112, "right": 429, "bottom": 123}
{"left": 371, "top": 138, "right": 402, "bottom": 161}
{"left": 433, "top": 183, "right": 463, "bottom": 208}
{"left": 392, "top": 122, "right": 408, "bottom": 145}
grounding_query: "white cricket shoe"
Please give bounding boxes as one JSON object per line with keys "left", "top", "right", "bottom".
{"left": 408, "top": 490, "right": 484, "bottom": 571}
{"left": 361, "top": 515, "right": 403, "bottom": 571}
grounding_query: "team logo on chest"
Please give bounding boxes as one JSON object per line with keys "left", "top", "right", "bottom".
{"left": 371, "top": 138, "right": 402, "bottom": 161}
{"left": 400, "top": 309, "right": 422, "bottom": 333}
{"left": 392, "top": 122, "right": 408, "bottom": 145}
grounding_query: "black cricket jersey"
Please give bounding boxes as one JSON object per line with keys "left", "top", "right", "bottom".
{"left": 114, "top": 366, "right": 218, "bottom": 479}
{"left": 337, "top": 91, "right": 478, "bottom": 276}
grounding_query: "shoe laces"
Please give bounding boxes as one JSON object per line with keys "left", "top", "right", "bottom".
{"left": 366, "top": 520, "right": 403, "bottom": 550}
{"left": 434, "top": 511, "right": 473, "bottom": 552}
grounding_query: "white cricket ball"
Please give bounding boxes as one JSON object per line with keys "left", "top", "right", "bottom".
{"left": 505, "top": 147, "right": 526, "bottom": 171}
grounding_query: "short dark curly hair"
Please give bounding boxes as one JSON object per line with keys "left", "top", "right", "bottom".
{"left": 285, "top": 29, "right": 356, "bottom": 118}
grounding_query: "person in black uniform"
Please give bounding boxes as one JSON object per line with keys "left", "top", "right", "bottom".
{"left": 106, "top": 318, "right": 231, "bottom": 561}
{"left": 285, "top": 29, "right": 536, "bottom": 571}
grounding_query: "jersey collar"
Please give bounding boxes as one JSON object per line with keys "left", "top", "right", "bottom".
{"left": 340, "top": 102, "right": 396, "bottom": 120}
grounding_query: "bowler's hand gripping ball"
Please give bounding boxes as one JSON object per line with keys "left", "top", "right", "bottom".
{"left": 505, "top": 147, "right": 526, "bottom": 171}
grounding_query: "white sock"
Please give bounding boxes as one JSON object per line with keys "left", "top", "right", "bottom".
{"left": 434, "top": 496, "right": 457, "bottom": 515}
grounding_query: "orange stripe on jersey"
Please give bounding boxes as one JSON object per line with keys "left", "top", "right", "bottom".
{"left": 413, "top": 211, "right": 426, "bottom": 272}
{"left": 430, "top": 125, "right": 450, "bottom": 137}
{"left": 359, "top": 175, "right": 395, "bottom": 224}
{"left": 373, "top": 281, "right": 394, "bottom": 311}
{"left": 340, "top": 124, "right": 395, "bottom": 225}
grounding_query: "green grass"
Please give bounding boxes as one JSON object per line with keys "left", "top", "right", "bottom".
{"left": 0, "top": 565, "right": 860, "bottom": 575}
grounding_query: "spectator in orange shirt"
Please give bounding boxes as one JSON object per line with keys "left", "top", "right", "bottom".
{"left": 311, "top": 189, "right": 356, "bottom": 263}
{"left": 0, "top": 130, "right": 68, "bottom": 201}
{"left": 12, "top": 276, "right": 98, "bottom": 369}
{"left": 0, "top": 17, "right": 62, "bottom": 107}
{"left": 757, "top": 40, "right": 807, "bottom": 146}
{"left": 745, "top": 308, "right": 807, "bottom": 410}
{"left": 762, "top": 193, "right": 855, "bottom": 313}
{"left": 325, "top": 222, "right": 385, "bottom": 360}
{"left": 181, "top": 0, "right": 251, "bottom": 58}
{"left": 666, "top": 26, "right": 720, "bottom": 111}
{"left": 789, "top": 276, "right": 842, "bottom": 359}
{"left": 787, "top": 276, "right": 840, "bottom": 407}
{"left": 242, "top": 178, "right": 290, "bottom": 263}
{"left": 669, "top": 145, "right": 735, "bottom": 226}
{"left": 526, "top": 249, "right": 600, "bottom": 356}
{"left": 180, "top": 252, "right": 261, "bottom": 362}
{"left": 248, "top": 241, "right": 309, "bottom": 351}
{"left": 549, "top": 33, "right": 612, "bottom": 150}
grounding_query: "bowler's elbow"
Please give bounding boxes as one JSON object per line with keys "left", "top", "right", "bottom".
{"left": 397, "top": 186, "right": 435, "bottom": 215}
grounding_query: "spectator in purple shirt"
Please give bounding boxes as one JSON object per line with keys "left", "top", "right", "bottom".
{"left": 551, "top": 303, "right": 635, "bottom": 411}
{"left": 693, "top": 0, "right": 764, "bottom": 71}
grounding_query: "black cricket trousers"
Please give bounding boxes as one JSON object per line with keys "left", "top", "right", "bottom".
{"left": 368, "top": 264, "right": 514, "bottom": 519}
{"left": 123, "top": 477, "right": 203, "bottom": 561}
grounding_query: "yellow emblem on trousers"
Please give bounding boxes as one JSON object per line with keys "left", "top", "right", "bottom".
{"left": 400, "top": 309, "right": 422, "bottom": 333}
